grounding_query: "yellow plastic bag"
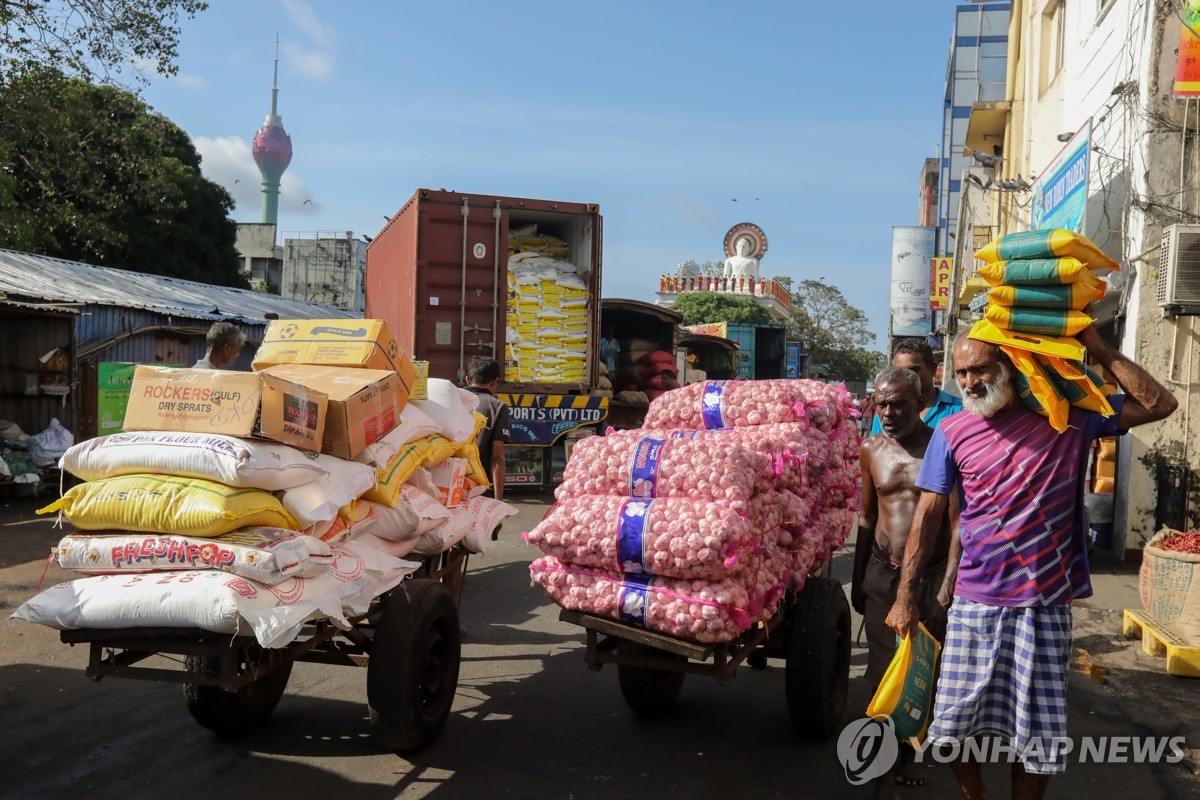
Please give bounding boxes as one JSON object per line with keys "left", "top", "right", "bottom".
{"left": 39, "top": 474, "right": 299, "bottom": 536}
{"left": 456, "top": 412, "right": 490, "bottom": 489}
{"left": 1040, "top": 356, "right": 1114, "bottom": 417}
{"left": 986, "top": 282, "right": 1101, "bottom": 310}
{"left": 865, "top": 622, "right": 942, "bottom": 742}
{"left": 975, "top": 229, "right": 1120, "bottom": 271}
{"left": 977, "top": 257, "right": 1105, "bottom": 289}
{"left": 366, "top": 440, "right": 432, "bottom": 506}
{"left": 1003, "top": 346, "right": 1072, "bottom": 433}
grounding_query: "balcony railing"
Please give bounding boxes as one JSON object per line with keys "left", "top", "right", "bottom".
{"left": 658, "top": 275, "right": 793, "bottom": 310}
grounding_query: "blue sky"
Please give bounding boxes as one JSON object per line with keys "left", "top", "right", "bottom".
{"left": 138, "top": 1, "right": 957, "bottom": 348}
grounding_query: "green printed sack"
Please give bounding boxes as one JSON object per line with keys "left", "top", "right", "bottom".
{"left": 984, "top": 305, "right": 1093, "bottom": 337}
{"left": 975, "top": 229, "right": 1120, "bottom": 272}
{"left": 987, "top": 281, "right": 1102, "bottom": 310}
{"left": 977, "top": 257, "right": 1096, "bottom": 287}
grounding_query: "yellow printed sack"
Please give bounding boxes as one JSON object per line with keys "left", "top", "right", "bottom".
{"left": 975, "top": 229, "right": 1120, "bottom": 271}
{"left": 865, "top": 622, "right": 942, "bottom": 742}
{"left": 986, "top": 281, "right": 1101, "bottom": 310}
{"left": 39, "top": 475, "right": 299, "bottom": 536}
{"left": 421, "top": 434, "right": 460, "bottom": 467}
{"left": 983, "top": 305, "right": 1094, "bottom": 337}
{"left": 457, "top": 412, "right": 490, "bottom": 489}
{"left": 366, "top": 440, "right": 432, "bottom": 506}
{"left": 1003, "top": 346, "right": 1072, "bottom": 433}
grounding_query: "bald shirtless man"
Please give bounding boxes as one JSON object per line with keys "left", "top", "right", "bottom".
{"left": 852, "top": 366, "right": 959, "bottom": 797}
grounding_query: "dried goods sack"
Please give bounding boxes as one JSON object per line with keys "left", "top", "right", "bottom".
{"left": 421, "top": 434, "right": 460, "bottom": 467}
{"left": 60, "top": 432, "right": 328, "bottom": 490}
{"left": 983, "top": 305, "right": 1093, "bottom": 337}
{"left": 974, "top": 229, "right": 1120, "bottom": 271}
{"left": 459, "top": 495, "right": 517, "bottom": 554}
{"left": 412, "top": 507, "right": 474, "bottom": 555}
{"left": 366, "top": 440, "right": 432, "bottom": 506}
{"left": 986, "top": 282, "right": 1102, "bottom": 310}
{"left": 308, "top": 499, "right": 377, "bottom": 545}
{"left": 355, "top": 404, "right": 441, "bottom": 468}
{"left": 976, "top": 257, "right": 1104, "bottom": 287}
{"left": 555, "top": 435, "right": 767, "bottom": 514}
{"left": 53, "top": 528, "right": 333, "bottom": 585}
{"left": 410, "top": 379, "right": 479, "bottom": 442}
{"left": 642, "top": 379, "right": 848, "bottom": 431}
{"left": 39, "top": 475, "right": 298, "bottom": 536}
{"left": 364, "top": 485, "right": 450, "bottom": 542}
{"left": 456, "top": 413, "right": 490, "bottom": 489}
{"left": 278, "top": 456, "right": 376, "bottom": 528}
{"left": 13, "top": 540, "right": 419, "bottom": 648}
{"left": 527, "top": 496, "right": 762, "bottom": 580}
{"left": 530, "top": 556, "right": 755, "bottom": 643}
{"left": 1140, "top": 528, "right": 1200, "bottom": 645}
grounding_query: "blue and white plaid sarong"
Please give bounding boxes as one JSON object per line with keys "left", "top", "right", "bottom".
{"left": 926, "top": 598, "right": 1073, "bottom": 775}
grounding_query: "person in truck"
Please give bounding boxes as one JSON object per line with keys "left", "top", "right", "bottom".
{"left": 193, "top": 322, "right": 246, "bottom": 370}
{"left": 464, "top": 356, "right": 511, "bottom": 501}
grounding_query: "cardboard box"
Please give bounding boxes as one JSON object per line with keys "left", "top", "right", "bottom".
{"left": 124, "top": 367, "right": 262, "bottom": 436}
{"left": 259, "top": 372, "right": 329, "bottom": 452}
{"left": 429, "top": 457, "right": 466, "bottom": 508}
{"left": 251, "top": 319, "right": 418, "bottom": 398}
{"left": 411, "top": 360, "right": 429, "bottom": 401}
{"left": 260, "top": 364, "right": 401, "bottom": 460}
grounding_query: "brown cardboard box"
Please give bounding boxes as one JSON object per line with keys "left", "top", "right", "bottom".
{"left": 123, "top": 367, "right": 262, "bottom": 436}
{"left": 260, "top": 364, "right": 401, "bottom": 460}
{"left": 259, "top": 372, "right": 329, "bottom": 452}
{"left": 251, "top": 319, "right": 418, "bottom": 399}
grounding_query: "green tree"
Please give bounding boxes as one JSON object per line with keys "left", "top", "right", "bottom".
{"left": 671, "top": 291, "right": 773, "bottom": 326}
{"left": 1, "top": 0, "right": 208, "bottom": 84}
{"left": 0, "top": 68, "right": 245, "bottom": 287}
{"left": 788, "top": 279, "right": 885, "bottom": 381}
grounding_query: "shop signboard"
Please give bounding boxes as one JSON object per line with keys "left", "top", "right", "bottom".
{"left": 1031, "top": 120, "right": 1091, "bottom": 234}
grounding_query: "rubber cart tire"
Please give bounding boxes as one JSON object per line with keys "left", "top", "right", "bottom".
{"left": 785, "top": 576, "right": 850, "bottom": 741}
{"left": 183, "top": 647, "right": 292, "bottom": 737}
{"left": 367, "top": 579, "right": 461, "bottom": 753}
{"left": 617, "top": 644, "right": 686, "bottom": 716}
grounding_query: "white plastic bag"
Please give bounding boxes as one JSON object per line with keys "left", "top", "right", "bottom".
{"left": 410, "top": 380, "right": 479, "bottom": 442}
{"left": 28, "top": 418, "right": 74, "bottom": 467}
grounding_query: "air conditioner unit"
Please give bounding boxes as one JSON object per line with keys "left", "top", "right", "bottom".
{"left": 1158, "top": 224, "right": 1200, "bottom": 309}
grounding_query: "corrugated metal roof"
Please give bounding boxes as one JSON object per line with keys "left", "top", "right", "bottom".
{"left": 0, "top": 249, "right": 356, "bottom": 324}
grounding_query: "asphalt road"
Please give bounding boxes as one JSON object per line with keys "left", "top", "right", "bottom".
{"left": 1, "top": 492, "right": 1197, "bottom": 800}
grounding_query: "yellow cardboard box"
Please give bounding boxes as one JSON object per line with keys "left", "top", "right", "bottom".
{"left": 251, "top": 319, "right": 417, "bottom": 397}
{"left": 260, "top": 364, "right": 401, "bottom": 460}
{"left": 123, "top": 367, "right": 262, "bottom": 436}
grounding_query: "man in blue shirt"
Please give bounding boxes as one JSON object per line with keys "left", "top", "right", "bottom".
{"left": 870, "top": 339, "right": 962, "bottom": 434}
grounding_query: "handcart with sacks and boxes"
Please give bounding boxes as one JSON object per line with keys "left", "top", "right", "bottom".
{"left": 13, "top": 320, "right": 516, "bottom": 753}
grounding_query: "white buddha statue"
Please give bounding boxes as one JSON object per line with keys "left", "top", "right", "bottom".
{"left": 722, "top": 236, "right": 760, "bottom": 281}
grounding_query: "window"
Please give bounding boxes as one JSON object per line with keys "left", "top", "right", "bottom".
{"left": 1039, "top": 0, "right": 1066, "bottom": 96}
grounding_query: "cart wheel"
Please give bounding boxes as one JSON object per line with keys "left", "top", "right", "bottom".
{"left": 785, "top": 576, "right": 850, "bottom": 741}
{"left": 617, "top": 644, "right": 685, "bottom": 717}
{"left": 183, "top": 647, "right": 292, "bottom": 737}
{"left": 367, "top": 578, "right": 461, "bottom": 753}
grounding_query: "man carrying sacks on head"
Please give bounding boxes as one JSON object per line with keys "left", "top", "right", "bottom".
{"left": 886, "top": 326, "right": 1177, "bottom": 799}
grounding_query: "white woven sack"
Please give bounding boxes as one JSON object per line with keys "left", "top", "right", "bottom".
{"left": 279, "top": 455, "right": 376, "bottom": 528}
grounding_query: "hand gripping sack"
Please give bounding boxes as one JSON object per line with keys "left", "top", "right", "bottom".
{"left": 39, "top": 474, "right": 299, "bottom": 536}
{"left": 865, "top": 622, "right": 942, "bottom": 742}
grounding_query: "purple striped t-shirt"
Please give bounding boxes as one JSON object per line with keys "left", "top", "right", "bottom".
{"left": 916, "top": 396, "right": 1124, "bottom": 607}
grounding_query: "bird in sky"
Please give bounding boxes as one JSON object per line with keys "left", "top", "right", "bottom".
{"left": 303, "top": 199, "right": 312, "bottom": 205}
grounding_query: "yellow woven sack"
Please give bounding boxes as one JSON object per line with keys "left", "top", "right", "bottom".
{"left": 366, "top": 440, "right": 432, "bottom": 506}
{"left": 983, "top": 305, "right": 1094, "bottom": 337}
{"left": 975, "top": 229, "right": 1120, "bottom": 271}
{"left": 421, "top": 434, "right": 459, "bottom": 467}
{"left": 456, "top": 412, "right": 490, "bottom": 488}
{"left": 1041, "top": 356, "right": 1115, "bottom": 417}
{"left": 969, "top": 319, "right": 1085, "bottom": 361}
{"left": 865, "top": 622, "right": 941, "bottom": 742}
{"left": 986, "top": 282, "right": 1100, "bottom": 310}
{"left": 38, "top": 474, "right": 298, "bottom": 536}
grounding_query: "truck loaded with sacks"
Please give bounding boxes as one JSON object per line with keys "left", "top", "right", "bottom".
{"left": 365, "top": 189, "right": 609, "bottom": 489}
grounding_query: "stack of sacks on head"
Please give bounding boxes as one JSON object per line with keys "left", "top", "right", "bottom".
{"left": 970, "top": 229, "right": 1119, "bottom": 432}
{"left": 14, "top": 321, "right": 515, "bottom": 648}
{"left": 505, "top": 226, "right": 589, "bottom": 384}
{"left": 612, "top": 339, "right": 677, "bottom": 404}
{"left": 526, "top": 378, "right": 861, "bottom": 644}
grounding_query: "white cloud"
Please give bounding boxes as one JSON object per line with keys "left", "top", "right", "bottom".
{"left": 194, "top": 135, "right": 320, "bottom": 217}
{"left": 173, "top": 72, "right": 208, "bottom": 91}
{"left": 280, "top": 0, "right": 338, "bottom": 49}
{"left": 281, "top": 42, "right": 335, "bottom": 81}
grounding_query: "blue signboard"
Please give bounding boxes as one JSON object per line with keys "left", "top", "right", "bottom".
{"left": 1031, "top": 120, "right": 1091, "bottom": 233}
{"left": 497, "top": 394, "right": 609, "bottom": 446}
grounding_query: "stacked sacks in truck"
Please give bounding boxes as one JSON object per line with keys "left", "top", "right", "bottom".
{"left": 526, "top": 379, "right": 861, "bottom": 644}
{"left": 970, "top": 229, "right": 1119, "bottom": 433}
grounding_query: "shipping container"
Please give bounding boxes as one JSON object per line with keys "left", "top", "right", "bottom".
{"left": 365, "top": 188, "right": 602, "bottom": 392}
{"left": 720, "top": 322, "right": 787, "bottom": 380}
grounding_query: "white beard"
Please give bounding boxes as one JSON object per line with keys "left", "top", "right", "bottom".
{"left": 962, "top": 362, "right": 1015, "bottom": 418}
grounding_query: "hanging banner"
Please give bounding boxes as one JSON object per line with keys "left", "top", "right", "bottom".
{"left": 929, "top": 257, "right": 953, "bottom": 311}
{"left": 890, "top": 226, "right": 936, "bottom": 336}
{"left": 1031, "top": 120, "right": 1091, "bottom": 233}
{"left": 97, "top": 363, "right": 137, "bottom": 436}
{"left": 1176, "top": 4, "right": 1200, "bottom": 96}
